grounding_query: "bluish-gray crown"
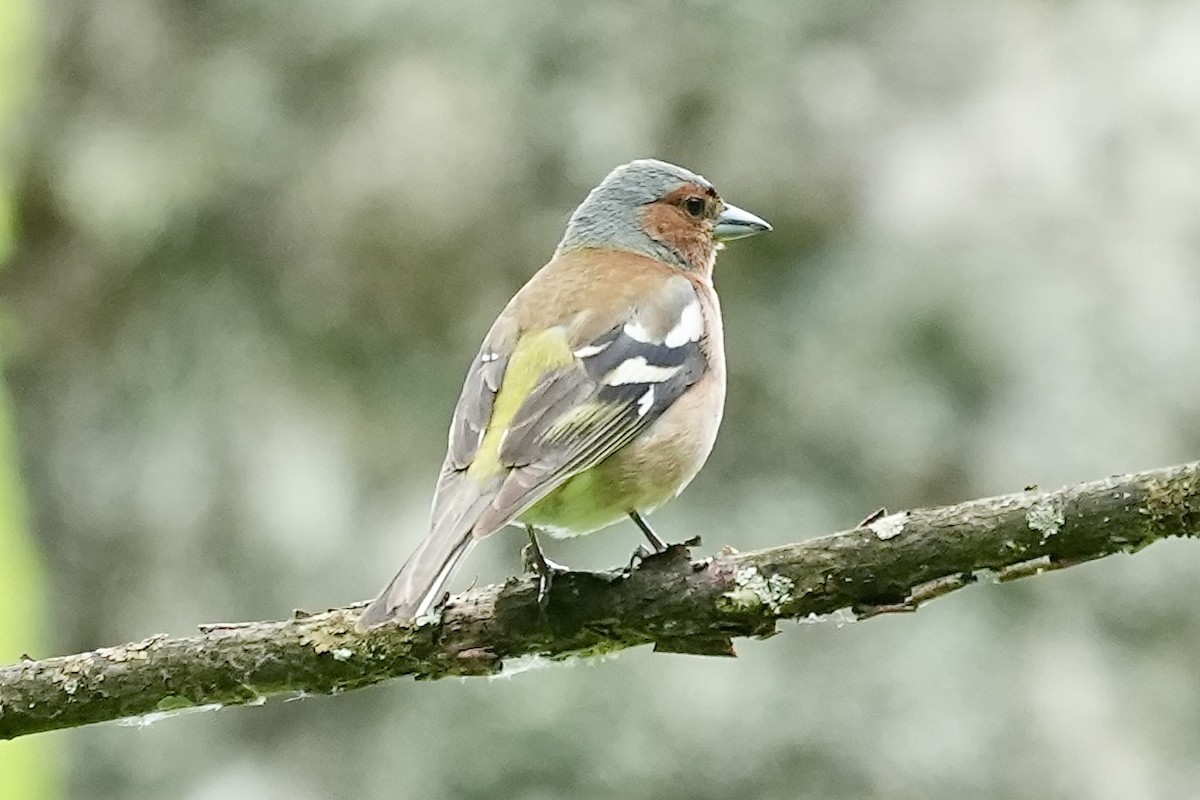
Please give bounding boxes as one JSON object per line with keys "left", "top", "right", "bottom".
{"left": 556, "top": 159, "right": 714, "bottom": 268}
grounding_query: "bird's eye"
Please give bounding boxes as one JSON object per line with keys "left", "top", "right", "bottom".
{"left": 683, "top": 197, "right": 706, "bottom": 218}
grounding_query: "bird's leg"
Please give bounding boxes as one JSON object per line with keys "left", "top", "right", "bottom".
{"left": 629, "top": 511, "right": 668, "bottom": 553}
{"left": 522, "top": 525, "right": 568, "bottom": 608}
{"left": 522, "top": 526, "right": 570, "bottom": 574}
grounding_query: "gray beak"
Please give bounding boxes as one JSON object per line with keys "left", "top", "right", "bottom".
{"left": 713, "top": 203, "right": 772, "bottom": 242}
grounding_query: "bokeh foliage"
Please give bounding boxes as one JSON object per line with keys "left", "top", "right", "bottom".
{"left": 1, "top": 0, "right": 57, "bottom": 798}
{"left": 4, "top": 2, "right": 1200, "bottom": 799}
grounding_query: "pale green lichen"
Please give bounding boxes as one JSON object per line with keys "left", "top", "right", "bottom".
{"left": 116, "top": 703, "right": 224, "bottom": 728}
{"left": 1026, "top": 498, "right": 1064, "bottom": 541}
{"left": 868, "top": 512, "right": 908, "bottom": 541}
{"left": 95, "top": 633, "right": 168, "bottom": 664}
{"left": 797, "top": 607, "right": 857, "bottom": 626}
{"left": 155, "top": 694, "right": 195, "bottom": 712}
{"left": 50, "top": 656, "right": 97, "bottom": 695}
{"left": 493, "top": 653, "right": 551, "bottom": 678}
{"left": 300, "top": 626, "right": 352, "bottom": 655}
{"left": 720, "top": 565, "right": 795, "bottom": 615}
{"left": 493, "top": 647, "right": 625, "bottom": 680}
{"left": 997, "top": 555, "right": 1052, "bottom": 582}
{"left": 1141, "top": 469, "right": 1200, "bottom": 545}
{"left": 414, "top": 608, "right": 445, "bottom": 628}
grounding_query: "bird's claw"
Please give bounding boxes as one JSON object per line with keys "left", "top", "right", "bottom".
{"left": 628, "top": 544, "right": 654, "bottom": 569}
{"left": 521, "top": 543, "right": 570, "bottom": 576}
{"left": 628, "top": 535, "right": 702, "bottom": 571}
{"left": 521, "top": 542, "right": 570, "bottom": 612}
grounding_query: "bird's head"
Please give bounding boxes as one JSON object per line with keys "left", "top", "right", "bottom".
{"left": 557, "top": 159, "right": 772, "bottom": 275}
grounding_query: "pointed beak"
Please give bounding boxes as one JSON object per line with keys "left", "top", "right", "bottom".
{"left": 713, "top": 203, "right": 772, "bottom": 242}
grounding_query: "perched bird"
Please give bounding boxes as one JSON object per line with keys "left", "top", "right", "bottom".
{"left": 358, "top": 159, "right": 771, "bottom": 628}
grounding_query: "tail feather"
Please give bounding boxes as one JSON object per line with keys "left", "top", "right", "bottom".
{"left": 357, "top": 528, "right": 477, "bottom": 629}
{"left": 359, "top": 469, "right": 507, "bottom": 630}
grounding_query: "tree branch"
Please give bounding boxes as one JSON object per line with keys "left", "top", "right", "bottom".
{"left": 3, "top": 461, "right": 1199, "bottom": 740}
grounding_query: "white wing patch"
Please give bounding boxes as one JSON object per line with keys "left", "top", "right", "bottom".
{"left": 622, "top": 319, "right": 654, "bottom": 343}
{"left": 636, "top": 386, "right": 655, "bottom": 417}
{"left": 663, "top": 300, "right": 704, "bottom": 348}
{"left": 573, "top": 342, "right": 611, "bottom": 358}
{"left": 602, "top": 357, "right": 682, "bottom": 386}
{"left": 621, "top": 300, "right": 703, "bottom": 349}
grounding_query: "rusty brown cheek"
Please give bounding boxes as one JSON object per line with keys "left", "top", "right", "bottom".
{"left": 641, "top": 204, "right": 716, "bottom": 275}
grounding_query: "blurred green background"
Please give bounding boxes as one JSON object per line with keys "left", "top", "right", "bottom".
{"left": 4, "top": 1, "right": 1200, "bottom": 798}
{"left": 2, "top": 0, "right": 56, "bottom": 798}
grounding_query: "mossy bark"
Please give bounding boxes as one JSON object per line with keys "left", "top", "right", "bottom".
{"left": 3, "top": 461, "right": 1198, "bottom": 740}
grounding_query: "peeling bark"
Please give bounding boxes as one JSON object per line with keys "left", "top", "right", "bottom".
{"left": 3, "top": 461, "right": 1198, "bottom": 740}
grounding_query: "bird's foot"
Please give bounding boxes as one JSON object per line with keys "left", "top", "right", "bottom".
{"left": 627, "top": 543, "right": 654, "bottom": 570}
{"left": 627, "top": 534, "right": 703, "bottom": 571}
{"left": 521, "top": 542, "right": 571, "bottom": 578}
{"left": 522, "top": 527, "right": 570, "bottom": 610}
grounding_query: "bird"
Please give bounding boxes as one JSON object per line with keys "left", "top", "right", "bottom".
{"left": 357, "top": 158, "right": 771, "bottom": 629}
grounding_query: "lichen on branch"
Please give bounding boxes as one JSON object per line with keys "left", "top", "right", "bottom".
{"left": 2, "top": 461, "right": 1199, "bottom": 741}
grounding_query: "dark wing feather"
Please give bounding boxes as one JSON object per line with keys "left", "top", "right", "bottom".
{"left": 447, "top": 351, "right": 508, "bottom": 469}
{"left": 468, "top": 322, "right": 707, "bottom": 534}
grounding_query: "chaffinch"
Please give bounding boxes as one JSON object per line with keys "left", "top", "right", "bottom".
{"left": 358, "top": 159, "right": 771, "bottom": 628}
